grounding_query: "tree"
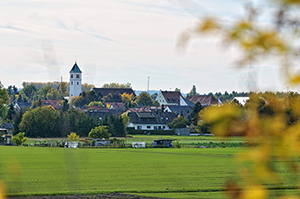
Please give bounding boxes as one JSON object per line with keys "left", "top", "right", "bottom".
{"left": 168, "top": 116, "right": 188, "bottom": 129}
{"left": 67, "top": 132, "right": 79, "bottom": 141}
{"left": 88, "top": 126, "right": 111, "bottom": 140}
{"left": 121, "top": 114, "right": 130, "bottom": 127}
{"left": 100, "top": 115, "right": 126, "bottom": 137}
{"left": 88, "top": 101, "right": 104, "bottom": 107}
{"left": 19, "top": 106, "right": 60, "bottom": 137}
{"left": 61, "top": 99, "right": 69, "bottom": 113}
{"left": 37, "top": 86, "right": 52, "bottom": 100}
{"left": 12, "top": 132, "right": 28, "bottom": 146}
{"left": 6, "top": 103, "right": 16, "bottom": 121}
{"left": 19, "top": 84, "right": 38, "bottom": 102}
{"left": 61, "top": 108, "right": 96, "bottom": 137}
{"left": 13, "top": 109, "right": 24, "bottom": 135}
{"left": 187, "top": 85, "right": 199, "bottom": 98}
{"left": 58, "top": 82, "right": 69, "bottom": 98}
{"left": 102, "top": 82, "right": 131, "bottom": 88}
{"left": 121, "top": 93, "right": 137, "bottom": 108}
{"left": 71, "top": 90, "right": 103, "bottom": 108}
{"left": 0, "top": 82, "right": 9, "bottom": 123}
{"left": 46, "top": 87, "right": 60, "bottom": 100}
{"left": 82, "top": 83, "right": 94, "bottom": 92}
{"left": 190, "top": 102, "right": 203, "bottom": 126}
{"left": 31, "top": 99, "right": 44, "bottom": 109}
{"left": 135, "top": 91, "right": 159, "bottom": 106}
{"left": 103, "top": 93, "right": 122, "bottom": 102}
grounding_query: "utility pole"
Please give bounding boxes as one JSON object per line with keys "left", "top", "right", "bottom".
{"left": 147, "top": 76, "right": 150, "bottom": 94}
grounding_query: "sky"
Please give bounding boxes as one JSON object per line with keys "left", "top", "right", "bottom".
{"left": 0, "top": 0, "right": 292, "bottom": 94}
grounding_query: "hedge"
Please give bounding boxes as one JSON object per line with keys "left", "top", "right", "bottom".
{"left": 126, "top": 127, "right": 175, "bottom": 135}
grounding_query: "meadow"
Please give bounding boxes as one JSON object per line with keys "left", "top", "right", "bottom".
{"left": 0, "top": 146, "right": 240, "bottom": 198}
{"left": 1, "top": 136, "right": 299, "bottom": 198}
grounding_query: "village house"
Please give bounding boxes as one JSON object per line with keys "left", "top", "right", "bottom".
{"left": 0, "top": 123, "right": 13, "bottom": 134}
{"left": 156, "top": 90, "right": 192, "bottom": 106}
{"left": 127, "top": 112, "right": 177, "bottom": 130}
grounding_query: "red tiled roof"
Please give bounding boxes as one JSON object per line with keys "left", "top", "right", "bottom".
{"left": 105, "top": 102, "right": 125, "bottom": 110}
{"left": 187, "top": 95, "right": 218, "bottom": 106}
{"left": 161, "top": 91, "right": 182, "bottom": 104}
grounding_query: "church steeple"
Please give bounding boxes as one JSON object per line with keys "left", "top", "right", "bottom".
{"left": 69, "top": 62, "right": 82, "bottom": 99}
{"left": 70, "top": 62, "right": 82, "bottom": 73}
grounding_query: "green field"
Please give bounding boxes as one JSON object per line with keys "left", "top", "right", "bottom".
{"left": 0, "top": 146, "right": 240, "bottom": 198}
{"left": 0, "top": 145, "right": 299, "bottom": 198}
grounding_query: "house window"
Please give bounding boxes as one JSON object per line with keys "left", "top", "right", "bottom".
{"left": 163, "top": 126, "right": 166, "bottom": 129}
{"left": 154, "top": 126, "right": 157, "bottom": 130}
{"left": 137, "top": 126, "right": 142, "bottom": 130}
{"left": 71, "top": 81, "right": 73, "bottom": 85}
{"left": 147, "top": 126, "right": 151, "bottom": 129}
{"left": 76, "top": 74, "right": 79, "bottom": 78}
{"left": 71, "top": 74, "right": 73, "bottom": 78}
{"left": 77, "top": 82, "right": 79, "bottom": 85}
{"left": 158, "top": 126, "right": 162, "bottom": 130}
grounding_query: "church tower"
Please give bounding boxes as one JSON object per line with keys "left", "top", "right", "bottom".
{"left": 69, "top": 62, "right": 82, "bottom": 99}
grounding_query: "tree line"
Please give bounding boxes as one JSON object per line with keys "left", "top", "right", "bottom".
{"left": 12, "top": 106, "right": 126, "bottom": 138}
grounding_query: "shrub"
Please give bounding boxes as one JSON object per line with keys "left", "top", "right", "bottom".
{"left": 12, "top": 132, "right": 28, "bottom": 146}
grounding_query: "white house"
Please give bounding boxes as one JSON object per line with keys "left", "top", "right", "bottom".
{"left": 156, "top": 90, "right": 189, "bottom": 106}
{"left": 127, "top": 112, "right": 177, "bottom": 130}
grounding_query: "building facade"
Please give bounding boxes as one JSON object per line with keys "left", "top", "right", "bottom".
{"left": 69, "top": 62, "right": 82, "bottom": 99}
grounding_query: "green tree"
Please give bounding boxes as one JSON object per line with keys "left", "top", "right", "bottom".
{"left": 102, "top": 82, "right": 131, "bottom": 88}
{"left": 37, "top": 86, "right": 52, "bottom": 100}
{"left": 168, "top": 116, "right": 188, "bottom": 129}
{"left": 6, "top": 103, "right": 16, "bottom": 121}
{"left": 19, "top": 84, "right": 38, "bottom": 102}
{"left": 19, "top": 106, "right": 60, "bottom": 137}
{"left": 58, "top": 82, "right": 69, "bottom": 98}
{"left": 46, "top": 87, "right": 60, "bottom": 100}
{"left": 190, "top": 102, "right": 203, "bottom": 126}
{"left": 88, "top": 101, "right": 103, "bottom": 107}
{"left": 61, "top": 108, "right": 96, "bottom": 137}
{"left": 103, "top": 93, "right": 122, "bottom": 102}
{"left": 121, "top": 114, "right": 130, "bottom": 127}
{"left": 12, "top": 132, "right": 28, "bottom": 146}
{"left": 88, "top": 126, "right": 111, "bottom": 140}
{"left": 31, "top": 99, "right": 44, "bottom": 109}
{"left": 0, "top": 82, "right": 9, "bottom": 123}
{"left": 100, "top": 115, "right": 125, "bottom": 137}
{"left": 71, "top": 90, "right": 103, "bottom": 108}
{"left": 13, "top": 109, "right": 24, "bottom": 135}
{"left": 61, "top": 99, "right": 69, "bottom": 113}
{"left": 187, "top": 85, "right": 199, "bottom": 98}
{"left": 135, "top": 91, "right": 159, "bottom": 106}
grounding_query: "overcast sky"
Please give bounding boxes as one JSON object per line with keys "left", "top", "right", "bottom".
{"left": 0, "top": 0, "right": 291, "bottom": 94}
